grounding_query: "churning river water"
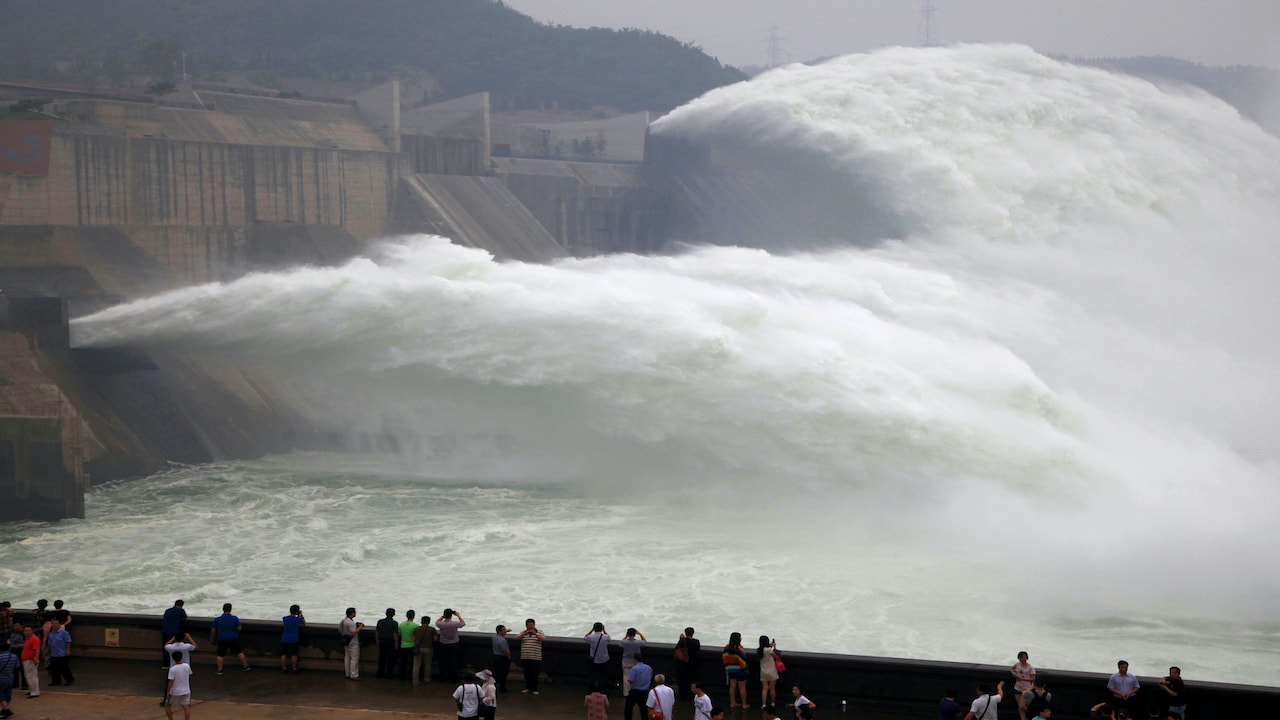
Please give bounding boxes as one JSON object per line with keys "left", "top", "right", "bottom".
{"left": 3, "top": 44, "right": 1278, "bottom": 686}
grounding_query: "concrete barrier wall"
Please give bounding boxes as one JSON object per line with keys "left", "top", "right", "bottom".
{"left": 17, "top": 612, "right": 1276, "bottom": 719}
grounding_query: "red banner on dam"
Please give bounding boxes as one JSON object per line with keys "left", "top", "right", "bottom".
{"left": 0, "top": 119, "right": 53, "bottom": 176}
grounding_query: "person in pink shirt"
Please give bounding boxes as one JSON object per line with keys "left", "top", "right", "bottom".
{"left": 585, "top": 682, "right": 610, "bottom": 720}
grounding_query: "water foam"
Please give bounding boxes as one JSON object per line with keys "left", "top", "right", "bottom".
{"left": 49, "top": 45, "right": 1280, "bottom": 684}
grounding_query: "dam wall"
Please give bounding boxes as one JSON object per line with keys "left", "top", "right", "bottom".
{"left": 493, "top": 157, "right": 655, "bottom": 256}
{"left": 0, "top": 86, "right": 669, "bottom": 518}
{"left": 0, "top": 92, "right": 424, "bottom": 516}
{"left": 12, "top": 611, "right": 1278, "bottom": 718}
{"left": 390, "top": 174, "right": 564, "bottom": 262}
{"left": 0, "top": 104, "right": 402, "bottom": 284}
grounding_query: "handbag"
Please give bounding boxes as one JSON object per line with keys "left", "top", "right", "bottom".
{"left": 673, "top": 643, "right": 689, "bottom": 663}
{"left": 647, "top": 689, "right": 666, "bottom": 720}
{"left": 774, "top": 649, "right": 785, "bottom": 673}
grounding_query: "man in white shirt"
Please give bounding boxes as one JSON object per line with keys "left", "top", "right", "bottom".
{"left": 161, "top": 633, "right": 197, "bottom": 707}
{"left": 964, "top": 681, "right": 1005, "bottom": 720}
{"left": 165, "top": 650, "right": 194, "bottom": 720}
{"left": 340, "top": 607, "right": 365, "bottom": 680}
{"left": 584, "top": 622, "right": 611, "bottom": 692}
{"left": 647, "top": 673, "right": 677, "bottom": 720}
{"left": 692, "top": 681, "right": 713, "bottom": 720}
{"left": 453, "top": 672, "right": 485, "bottom": 719}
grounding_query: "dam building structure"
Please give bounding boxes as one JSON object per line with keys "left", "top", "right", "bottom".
{"left": 0, "top": 79, "right": 707, "bottom": 520}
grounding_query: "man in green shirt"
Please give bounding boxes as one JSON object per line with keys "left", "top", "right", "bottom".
{"left": 395, "top": 610, "right": 420, "bottom": 681}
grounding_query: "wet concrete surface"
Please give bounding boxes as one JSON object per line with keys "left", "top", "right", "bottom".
{"left": 2, "top": 656, "right": 713, "bottom": 720}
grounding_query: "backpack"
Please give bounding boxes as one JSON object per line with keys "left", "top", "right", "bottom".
{"left": 1025, "top": 689, "right": 1052, "bottom": 718}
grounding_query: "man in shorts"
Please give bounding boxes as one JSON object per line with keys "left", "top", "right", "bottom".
{"left": 161, "top": 632, "right": 197, "bottom": 706}
{"left": 279, "top": 605, "right": 305, "bottom": 673}
{"left": 209, "top": 603, "right": 250, "bottom": 675}
{"left": 165, "top": 650, "right": 194, "bottom": 720}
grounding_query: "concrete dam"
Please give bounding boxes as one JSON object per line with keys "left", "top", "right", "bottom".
{"left": 0, "top": 81, "right": 728, "bottom": 520}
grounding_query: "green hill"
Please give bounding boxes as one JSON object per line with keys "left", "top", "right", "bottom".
{"left": 0, "top": 0, "right": 746, "bottom": 112}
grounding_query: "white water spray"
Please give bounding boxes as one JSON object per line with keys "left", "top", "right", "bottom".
{"left": 39, "top": 45, "right": 1280, "bottom": 684}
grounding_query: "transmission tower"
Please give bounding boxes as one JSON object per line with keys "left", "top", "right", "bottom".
{"left": 765, "top": 23, "right": 786, "bottom": 68}
{"left": 916, "top": 0, "right": 940, "bottom": 47}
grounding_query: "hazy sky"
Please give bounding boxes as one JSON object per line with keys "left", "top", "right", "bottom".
{"left": 502, "top": 0, "right": 1280, "bottom": 70}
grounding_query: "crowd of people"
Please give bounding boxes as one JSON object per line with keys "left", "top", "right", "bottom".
{"left": 938, "top": 652, "right": 1188, "bottom": 720}
{"left": 0, "top": 599, "right": 76, "bottom": 719}
{"left": 305, "top": 607, "right": 821, "bottom": 720}
{"left": 2, "top": 599, "right": 1196, "bottom": 720}
{"left": 0, "top": 597, "right": 826, "bottom": 720}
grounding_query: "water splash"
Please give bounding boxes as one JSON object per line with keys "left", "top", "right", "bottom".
{"left": 55, "top": 45, "right": 1280, "bottom": 684}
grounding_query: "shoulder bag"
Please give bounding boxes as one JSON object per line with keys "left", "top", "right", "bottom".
{"left": 648, "top": 689, "right": 666, "bottom": 720}
{"left": 673, "top": 637, "right": 690, "bottom": 663}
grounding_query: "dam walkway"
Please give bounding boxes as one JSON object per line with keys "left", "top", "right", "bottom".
{"left": 3, "top": 655, "right": 839, "bottom": 720}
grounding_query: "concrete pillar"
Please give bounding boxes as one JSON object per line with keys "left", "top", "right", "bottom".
{"left": 391, "top": 80, "right": 401, "bottom": 153}
{"left": 0, "top": 416, "right": 83, "bottom": 521}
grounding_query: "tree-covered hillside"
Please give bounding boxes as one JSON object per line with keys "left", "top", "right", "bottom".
{"left": 0, "top": 0, "right": 746, "bottom": 112}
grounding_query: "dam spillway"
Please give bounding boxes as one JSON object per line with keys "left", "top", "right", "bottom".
{"left": 3, "top": 46, "right": 1279, "bottom": 689}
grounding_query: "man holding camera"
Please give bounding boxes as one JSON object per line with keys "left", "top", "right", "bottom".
{"left": 340, "top": 607, "right": 364, "bottom": 680}
{"left": 1158, "top": 667, "right": 1185, "bottom": 719}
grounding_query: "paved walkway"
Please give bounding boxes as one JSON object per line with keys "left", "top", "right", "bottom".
{"left": 2, "top": 657, "right": 707, "bottom": 720}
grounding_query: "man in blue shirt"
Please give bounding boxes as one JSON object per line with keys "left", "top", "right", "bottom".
{"left": 160, "top": 600, "right": 187, "bottom": 668}
{"left": 0, "top": 639, "right": 19, "bottom": 717}
{"left": 491, "top": 625, "right": 511, "bottom": 693}
{"left": 209, "top": 603, "right": 250, "bottom": 675}
{"left": 46, "top": 619, "right": 73, "bottom": 686}
{"left": 624, "top": 654, "right": 653, "bottom": 720}
{"left": 279, "top": 605, "right": 305, "bottom": 673}
{"left": 1107, "top": 660, "right": 1140, "bottom": 713}
{"left": 939, "top": 688, "right": 961, "bottom": 720}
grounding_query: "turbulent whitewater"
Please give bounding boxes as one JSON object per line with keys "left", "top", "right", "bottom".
{"left": 5, "top": 45, "right": 1279, "bottom": 685}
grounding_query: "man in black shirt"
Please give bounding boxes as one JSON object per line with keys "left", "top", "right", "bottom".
{"left": 1158, "top": 667, "right": 1185, "bottom": 719}
{"left": 375, "top": 609, "right": 398, "bottom": 679}
{"left": 675, "top": 627, "right": 700, "bottom": 701}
